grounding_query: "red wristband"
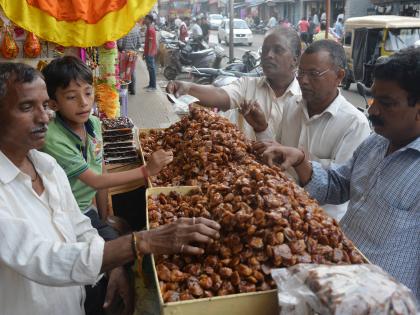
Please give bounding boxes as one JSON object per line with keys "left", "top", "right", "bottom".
{"left": 140, "top": 165, "right": 149, "bottom": 179}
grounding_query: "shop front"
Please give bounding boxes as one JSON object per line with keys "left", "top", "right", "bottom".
{"left": 371, "top": 0, "right": 420, "bottom": 17}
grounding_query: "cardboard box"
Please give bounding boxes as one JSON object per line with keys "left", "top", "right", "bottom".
{"left": 146, "top": 186, "right": 279, "bottom": 315}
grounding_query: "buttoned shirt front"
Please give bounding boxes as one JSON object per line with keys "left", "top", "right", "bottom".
{"left": 0, "top": 150, "right": 104, "bottom": 315}
{"left": 305, "top": 134, "right": 420, "bottom": 301}
{"left": 221, "top": 76, "right": 301, "bottom": 140}
{"left": 257, "top": 92, "right": 371, "bottom": 220}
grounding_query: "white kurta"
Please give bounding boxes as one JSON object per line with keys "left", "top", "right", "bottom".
{"left": 257, "top": 93, "right": 371, "bottom": 220}
{"left": 0, "top": 149, "right": 105, "bottom": 315}
{"left": 221, "top": 77, "right": 302, "bottom": 140}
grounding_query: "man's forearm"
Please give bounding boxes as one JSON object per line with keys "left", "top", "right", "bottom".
{"left": 186, "top": 83, "right": 231, "bottom": 111}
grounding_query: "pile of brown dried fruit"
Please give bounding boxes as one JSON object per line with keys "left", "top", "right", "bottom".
{"left": 142, "top": 108, "right": 364, "bottom": 303}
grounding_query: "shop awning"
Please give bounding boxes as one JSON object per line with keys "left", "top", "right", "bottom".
{"left": 0, "top": 0, "right": 156, "bottom": 47}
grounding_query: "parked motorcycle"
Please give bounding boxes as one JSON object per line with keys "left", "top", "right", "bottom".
{"left": 190, "top": 50, "right": 261, "bottom": 85}
{"left": 163, "top": 41, "right": 225, "bottom": 80}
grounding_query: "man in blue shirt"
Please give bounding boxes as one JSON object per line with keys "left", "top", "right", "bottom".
{"left": 334, "top": 17, "right": 344, "bottom": 39}
{"left": 257, "top": 47, "right": 420, "bottom": 301}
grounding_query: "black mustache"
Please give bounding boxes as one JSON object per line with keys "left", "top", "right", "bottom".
{"left": 368, "top": 115, "right": 384, "bottom": 126}
{"left": 31, "top": 125, "right": 48, "bottom": 133}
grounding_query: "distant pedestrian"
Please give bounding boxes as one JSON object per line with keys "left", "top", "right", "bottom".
{"left": 143, "top": 14, "right": 157, "bottom": 90}
{"left": 179, "top": 18, "right": 188, "bottom": 42}
{"left": 190, "top": 17, "right": 203, "bottom": 40}
{"left": 334, "top": 17, "right": 344, "bottom": 39}
{"left": 267, "top": 13, "right": 277, "bottom": 29}
{"left": 298, "top": 17, "right": 310, "bottom": 44}
{"left": 200, "top": 17, "right": 210, "bottom": 42}
{"left": 117, "top": 24, "right": 141, "bottom": 94}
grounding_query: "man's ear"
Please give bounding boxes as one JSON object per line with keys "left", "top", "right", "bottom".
{"left": 415, "top": 101, "right": 420, "bottom": 122}
{"left": 292, "top": 56, "right": 300, "bottom": 69}
{"left": 337, "top": 68, "right": 345, "bottom": 84}
{"left": 48, "top": 99, "right": 59, "bottom": 111}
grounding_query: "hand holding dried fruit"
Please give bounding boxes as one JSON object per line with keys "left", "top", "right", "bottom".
{"left": 140, "top": 217, "right": 220, "bottom": 256}
{"left": 239, "top": 100, "right": 268, "bottom": 133}
{"left": 146, "top": 149, "right": 174, "bottom": 176}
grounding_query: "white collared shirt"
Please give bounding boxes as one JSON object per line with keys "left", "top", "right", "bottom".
{"left": 221, "top": 76, "right": 302, "bottom": 140}
{"left": 0, "top": 150, "right": 105, "bottom": 315}
{"left": 257, "top": 92, "right": 371, "bottom": 220}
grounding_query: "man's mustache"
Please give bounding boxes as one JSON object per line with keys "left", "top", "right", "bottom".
{"left": 31, "top": 125, "right": 48, "bottom": 133}
{"left": 368, "top": 115, "right": 384, "bottom": 126}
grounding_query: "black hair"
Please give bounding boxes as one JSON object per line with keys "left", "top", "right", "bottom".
{"left": 145, "top": 14, "right": 154, "bottom": 22}
{"left": 320, "top": 22, "right": 326, "bottom": 31}
{"left": 0, "top": 63, "right": 43, "bottom": 107}
{"left": 373, "top": 46, "right": 420, "bottom": 107}
{"left": 42, "top": 56, "right": 93, "bottom": 100}
{"left": 267, "top": 26, "right": 302, "bottom": 59}
{"left": 304, "top": 39, "right": 346, "bottom": 69}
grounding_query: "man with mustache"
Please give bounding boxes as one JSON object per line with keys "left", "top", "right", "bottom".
{"left": 0, "top": 63, "right": 221, "bottom": 314}
{"left": 242, "top": 40, "right": 371, "bottom": 220}
{"left": 256, "top": 47, "right": 420, "bottom": 301}
{"left": 166, "top": 26, "right": 302, "bottom": 139}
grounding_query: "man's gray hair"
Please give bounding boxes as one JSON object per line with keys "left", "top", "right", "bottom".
{"left": 304, "top": 40, "right": 347, "bottom": 69}
{"left": 266, "top": 26, "right": 302, "bottom": 59}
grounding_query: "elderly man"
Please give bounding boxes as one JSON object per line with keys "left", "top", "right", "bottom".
{"left": 0, "top": 63, "right": 220, "bottom": 315}
{"left": 167, "top": 26, "right": 302, "bottom": 139}
{"left": 242, "top": 40, "right": 371, "bottom": 220}
{"left": 258, "top": 47, "right": 420, "bottom": 301}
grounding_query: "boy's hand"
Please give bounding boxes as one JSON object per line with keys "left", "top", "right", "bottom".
{"left": 145, "top": 149, "right": 173, "bottom": 176}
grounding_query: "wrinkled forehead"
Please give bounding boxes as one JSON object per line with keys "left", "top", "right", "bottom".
{"left": 262, "top": 33, "right": 291, "bottom": 51}
{"left": 2, "top": 77, "right": 48, "bottom": 107}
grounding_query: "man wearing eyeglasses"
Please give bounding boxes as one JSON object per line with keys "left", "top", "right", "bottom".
{"left": 242, "top": 40, "right": 371, "bottom": 220}
{"left": 255, "top": 47, "right": 420, "bottom": 302}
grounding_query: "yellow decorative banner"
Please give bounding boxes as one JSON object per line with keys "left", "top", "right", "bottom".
{"left": 0, "top": 0, "right": 156, "bottom": 47}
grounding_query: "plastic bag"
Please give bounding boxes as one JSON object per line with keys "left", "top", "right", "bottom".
{"left": 271, "top": 264, "right": 418, "bottom": 315}
{"left": 24, "top": 32, "right": 41, "bottom": 58}
{"left": 1, "top": 27, "right": 19, "bottom": 59}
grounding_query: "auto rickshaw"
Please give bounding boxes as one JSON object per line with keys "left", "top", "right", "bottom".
{"left": 342, "top": 15, "right": 420, "bottom": 89}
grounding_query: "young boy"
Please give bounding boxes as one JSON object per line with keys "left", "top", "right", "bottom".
{"left": 42, "top": 56, "right": 172, "bottom": 228}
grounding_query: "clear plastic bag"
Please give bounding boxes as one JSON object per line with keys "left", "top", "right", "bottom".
{"left": 271, "top": 264, "right": 418, "bottom": 315}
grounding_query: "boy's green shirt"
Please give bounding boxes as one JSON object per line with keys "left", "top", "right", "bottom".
{"left": 42, "top": 113, "right": 103, "bottom": 212}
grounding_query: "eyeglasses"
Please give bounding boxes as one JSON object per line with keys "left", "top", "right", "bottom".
{"left": 296, "top": 68, "right": 331, "bottom": 79}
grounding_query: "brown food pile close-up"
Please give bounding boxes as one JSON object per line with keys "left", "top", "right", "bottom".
{"left": 142, "top": 108, "right": 364, "bottom": 302}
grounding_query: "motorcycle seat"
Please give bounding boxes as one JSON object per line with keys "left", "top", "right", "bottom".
{"left": 192, "top": 68, "right": 220, "bottom": 75}
{"left": 190, "top": 49, "right": 215, "bottom": 57}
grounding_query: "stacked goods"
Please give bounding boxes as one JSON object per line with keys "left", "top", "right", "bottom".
{"left": 102, "top": 117, "right": 139, "bottom": 164}
{"left": 142, "top": 108, "right": 365, "bottom": 302}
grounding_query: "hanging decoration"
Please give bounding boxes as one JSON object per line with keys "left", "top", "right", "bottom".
{"left": 1, "top": 26, "right": 19, "bottom": 59}
{"left": 0, "top": 0, "right": 156, "bottom": 47}
{"left": 24, "top": 32, "right": 41, "bottom": 58}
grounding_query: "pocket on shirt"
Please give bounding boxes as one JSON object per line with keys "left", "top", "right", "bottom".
{"left": 376, "top": 178, "right": 419, "bottom": 211}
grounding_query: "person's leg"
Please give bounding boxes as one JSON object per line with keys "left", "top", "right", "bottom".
{"left": 146, "top": 55, "right": 157, "bottom": 89}
{"left": 84, "top": 276, "right": 108, "bottom": 315}
{"left": 83, "top": 208, "right": 119, "bottom": 315}
{"left": 129, "top": 69, "right": 136, "bottom": 95}
{"left": 145, "top": 56, "right": 153, "bottom": 88}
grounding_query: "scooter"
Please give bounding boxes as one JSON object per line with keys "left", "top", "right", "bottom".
{"left": 163, "top": 41, "right": 225, "bottom": 81}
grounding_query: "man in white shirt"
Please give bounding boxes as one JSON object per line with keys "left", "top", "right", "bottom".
{"left": 0, "top": 63, "right": 221, "bottom": 315}
{"left": 166, "top": 26, "right": 302, "bottom": 139}
{"left": 267, "top": 14, "right": 277, "bottom": 29}
{"left": 242, "top": 40, "right": 371, "bottom": 220}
